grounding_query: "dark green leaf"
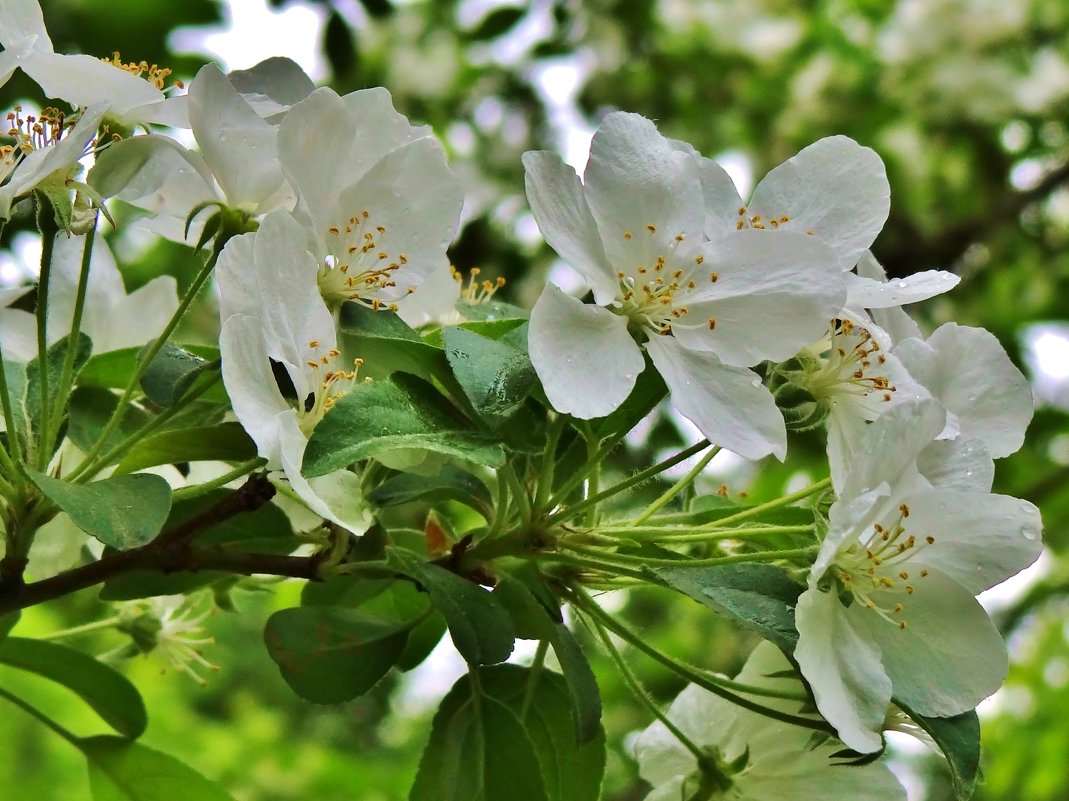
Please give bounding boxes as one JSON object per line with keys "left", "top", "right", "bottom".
{"left": 81, "top": 735, "right": 237, "bottom": 800}
{"left": 467, "top": 7, "right": 526, "bottom": 40}
{"left": 357, "top": 0, "right": 394, "bottom": 18}
{"left": 27, "top": 469, "right": 172, "bottom": 550}
{"left": 455, "top": 299, "right": 528, "bottom": 323}
{"left": 652, "top": 563, "right": 803, "bottom": 651}
{"left": 138, "top": 341, "right": 217, "bottom": 407}
{"left": 0, "top": 611, "right": 19, "bottom": 641}
{"left": 903, "top": 707, "right": 981, "bottom": 800}
{"left": 547, "top": 624, "right": 602, "bottom": 745}
{"left": 410, "top": 666, "right": 604, "bottom": 801}
{"left": 368, "top": 466, "right": 493, "bottom": 517}
{"left": 112, "top": 423, "right": 256, "bottom": 474}
{"left": 264, "top": 606, "right": 411, "bottom": 703}
{"left": 324, "top": 10, "right": 357, "bottom": 76}
{"left": 0, "top": 638, "right": 147, "bottom": 738}
{"left": 389, "top": 548, "right": 514, "bottom": 666}
{"left": 338, "top": 302, "right": 453, "bottom": 385}
{"left": 443, "top": 326, "right": 536, "bottom": 426}
{"left": 78, "top": 346, "right": 228, "bottom": 404}
{"left": 303, "top": 375, "right": 504, "bottom": 477}
{"left": 67, "top": 386, "right": 152, "bottom": 456}
{"left": 10, "top": 333, "right": 92, "bottom": 450}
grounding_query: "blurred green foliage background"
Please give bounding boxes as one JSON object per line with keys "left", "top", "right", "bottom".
{"left": 2, "top": 0, "right": 1068, "bottom": 798}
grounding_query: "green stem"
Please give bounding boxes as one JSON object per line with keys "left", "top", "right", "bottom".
{"left": 534, "top": 414, "right": 566, "bottom": 512}
{"left": 548, "top": 428, "right": 628, "bottom": 508}
{"left": 503, "top": 464, "right": 532, "bottom": 529}
{"left": 520, "top": 640, "right": 549, "bottom": 722}
{"left": 0, "top": 685, "right": 80, "bottom": 746}
{"left": 34, "top": 226, "right": 57, "bottom": 470}
{"left": 570, "top": 589, "right": 831, "bottom": 733}
{"left": 560, "top": 542, "right": 817, "bottom": 569}
{"left": 694, "top": 478, "right": 831, "bottom": 531}
{"left": 39, "top": 615, "right": 122, "bottom": 640}
{"left": 487, "top": 469, "right": 510, "bottom": 539}
{"left": 632, "top": 445, "right": 719, "bottom": 525}
{"left": 548, "top": 439, "right": 711, "bottom": 525}
{"left": 171, "top": 459, "right": 266, "bottom": 502}
{"left": 68, "top": 246, "right": 222, "bottom": 478}
{"left": 46, "top": 221, "right": 96, "bottom": 456}
{"left": 583, "top": 608, "right": 712, "bottom": 767}
{"left": 529, "top": 551, "right": 652, "bottom": 584}
{"left": 0, "top": 346, "right": 25, "bottom": 472}
{"left": 593, "top": 524, "right": 814, "bottom": 544}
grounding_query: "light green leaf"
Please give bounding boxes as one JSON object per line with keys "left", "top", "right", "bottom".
{"left": 389, "top": 548, "right": 514, "bottom": 666}
{"left": 27, "top": 469, "right": 172, "bottom": 550}
{"left": 368, "top": 466, "right": 493, "bottom": 518}
{"left": 264, "top": 606, "right": 410, "bottom": 703}
{"left": 81, "top": 736, "right": 237, "bottom": 801}
{"left": 0, "top": 638, "right": 147, "bottom": 738}
{"left": 303, "top": 375, "right": 504, "bottom": 477}
{"left": 443, "top": 326, "right": 536, "bottom": 427}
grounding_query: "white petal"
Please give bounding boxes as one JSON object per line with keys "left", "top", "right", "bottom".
{"left": 582, "top": 112, "right": 704, "bottom": 275}
{"left": 0, "top": 1, "right": 52, "bottom": 50}
{"left": 696, "top": 156, "right": 745, "bottom": 236}
{"left": 20, "top": 51, "right": 164, "bottom": 114}
{"left": 644, "top": 335, "right": 787, "bottom": 460}
{"left": 917, "top": 437, "right": 994, "bottom": 492}
{"left": 220, "top": 315, "right": 290, "bottom": 466}
{"left": 673, "top": 230, "right": 844, "bottom": 366}
{"left": 528, "top": 284, "right": 644, "bottom": 419}
{"left": 335, "top": 137, "right": 463, "bottom": 301}
{"left": 894, "top": 323, "right": 1033, "bottom": 458}
{"left": 189, "top": 63, "right": 283, "bottom": 211}
{"left": 101, "top": 276, "right": 179, "bottom": 353}
{"left": 46, "top": 233, "right": 123, "bottom": 344}
{"left": 0, "top": 307, "right": 35, "bottom": 362}
{"left": 846, "top": 269, "right": 960, "bottom": 309}
{"left": 227, "top": 56, "right": 315, "bottom": 113}
{"left": 216, "top": 231, "right": 259, "bottom": 321}
{"left": 794, "top": 587, "right": 890, "bottom": 754}
{"left": 634, "top": 685, "right": 716, "bottom": 786}
{"left": 394, "top": 261, "right": 461, "bottom": 327}
{"left": 522, "top": 150, "right": 618, "bottom": 304}
{"left": 836, "top": 398, "right": 945, "bottom": 500}
{"left": 747, "top": 136, "right": 890, "bottom": 270}
{"left": 904, "top": 490, "right": 1043, "bottom": 594}
{"left": 850, "top": 569, "right": 1008, "bottom": 717}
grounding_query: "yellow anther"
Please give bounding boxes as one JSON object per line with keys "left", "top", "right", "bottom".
{"left": 708, "top": 318, "right": 717, "bottom": 330}
{"left": 624, "top": 231, "right": 633, "bottom": 240}
{"left": 899, "top": 504, "right": 910, "bottom": 517}
{"left": 646, "top": 224, "right": 657, "bottom": 233}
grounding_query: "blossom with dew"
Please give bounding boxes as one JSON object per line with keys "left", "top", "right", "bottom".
{"left": 795, "top": 399, "right": 1043, "bottom": 753}
{"left": 275, "top": 86, "right": 464, "bottom": 312}
{"left": 634, "top": 641, "right": 906, "bottom": 801}
{"left": 0, "top": 0, "right": 187, "bottom": 127}
{"left": 218, "top": 210, "right": 370, "bottom": 533}
{"left": 524, "top": 111, "right": 845, "bottom": 459}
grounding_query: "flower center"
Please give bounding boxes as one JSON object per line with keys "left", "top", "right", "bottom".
{"left": 453, "top": 265, "right": 505, "bottom": 303}
{"left": 318, "top": 212, "right": 411, "bottom": 310}
{"left": 832, "top": 502, "right": 936, "bottom": 629}
{"left": 734, "top": 205, "right": 809, "bottom": 235}
{"left": 1, "top": 105, "right": 76, "bottom": 184}
{"left": 807, "top": 320, "right": 895, "bottom": 405}
{"left": 612, "top": 224, "right": 714, "bottom": 336}
{"left": 101, "top": 52, "right": 183, "bottom": 91}
{"left": 298, "top": 341, "right": 367, "bottom": 436}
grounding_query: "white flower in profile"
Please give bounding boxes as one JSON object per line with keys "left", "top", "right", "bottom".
{"left": 275, "top": 86, "right": 464, "bottom": 312}
{"left": 894, "top": 322, "right": 1033, "bottom": 458}
{"left": 0, "top": 0, "right": 187, "bottom": 127}
{"left": 634, "top": 641, "right": 906, "bottom": 801}
{"left": 0, "top": 230, "right": 178, "bottom": 361}
{"left": 0, "top": 104, "right": 107, "bottom": 223}
{"left": 524, "top": 112, "right": 844, "bottom": 459}
{"left": 218, "top": 210, "right": 369, "bottom": 533}
{"left": 88, "top": 60, "right": 313, "bottom": 243}
{"left": 794, "top": 399, "right": 1043, "bottom": 753}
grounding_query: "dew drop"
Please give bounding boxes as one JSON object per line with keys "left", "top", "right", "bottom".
{"left": 751, "top": 377, "right": 762, "bottom": 387}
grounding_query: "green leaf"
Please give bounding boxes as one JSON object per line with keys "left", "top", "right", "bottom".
{"left": 904, "top": 707, "right": 981, "bottom": 800}
{"left": 467, "top": 7, "right": 526, "bottom": 40}
{"left": 78, "top": 346, "right": 228, "bottom": 404}
{"left": 7, "top": 333, "right": 93, "bottom": 451}
{"left": 652, "top": 563, "right": 803, "bottom": 651}
{"left": 67, "top": 386, "right": 152, "bottom": 456}
{"left": 81, "top": 736, "right": 237, "bottom": 801}
{"left": 368, "top": 466, "right": 493, "bottom": 518}
{"left": 547, "top": 624, "right": 602, "bottom": 745}
{"left": 0, "top": 638, "right": 147, "bottom": 738}
{"left": 338, "top": 302, "right": 453, "bottom": 384}
{"left": 264, "top": 606, "right": 410, "bottom": 703}
{"left": 303, "top": 374, "right": 504, "bottom": 477}
{"left": 410, "top": 666, "right": 605, "bottom": 801}
{"left": 0, "top": 611, "right": 19, "bottom": 641}
{"left": 26, "top": 469, "right": 172, "bottom": 550}
{"left": 138, "top": 341, "right": 218, "bottom": 407}
{"left": 389, "top": 548, "right": 514, "bottom": 666}
{"left": 443, "top": 326, "right": 536, "bottom": 427}
{"left": 455, "top": 299, "right": 528, "bottom": 323}
{"left": 112, "top": 423, "right": 256, "bottom": 474}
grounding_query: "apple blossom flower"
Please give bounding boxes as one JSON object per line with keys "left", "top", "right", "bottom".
{"left": 524, "top": 112, "right": 844, "bottom": 459}
{"left": 275, "top": 86, "right": 464, "bottom": 312}
{"left": 795, "top": 399, "right": 1043, "bottom": 753}
{"left": 634, "top": 641, "right": 906, "bottom": 801}
{"left": 0, "top": 0, "right": 187, "bottom": 127}
{"left": 218, "top": 210, "right": 369, "bottom": 533}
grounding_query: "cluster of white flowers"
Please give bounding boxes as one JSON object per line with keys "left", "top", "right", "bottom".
{"left": 529, "top": 112, "right": 1042, "bottom": 787}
